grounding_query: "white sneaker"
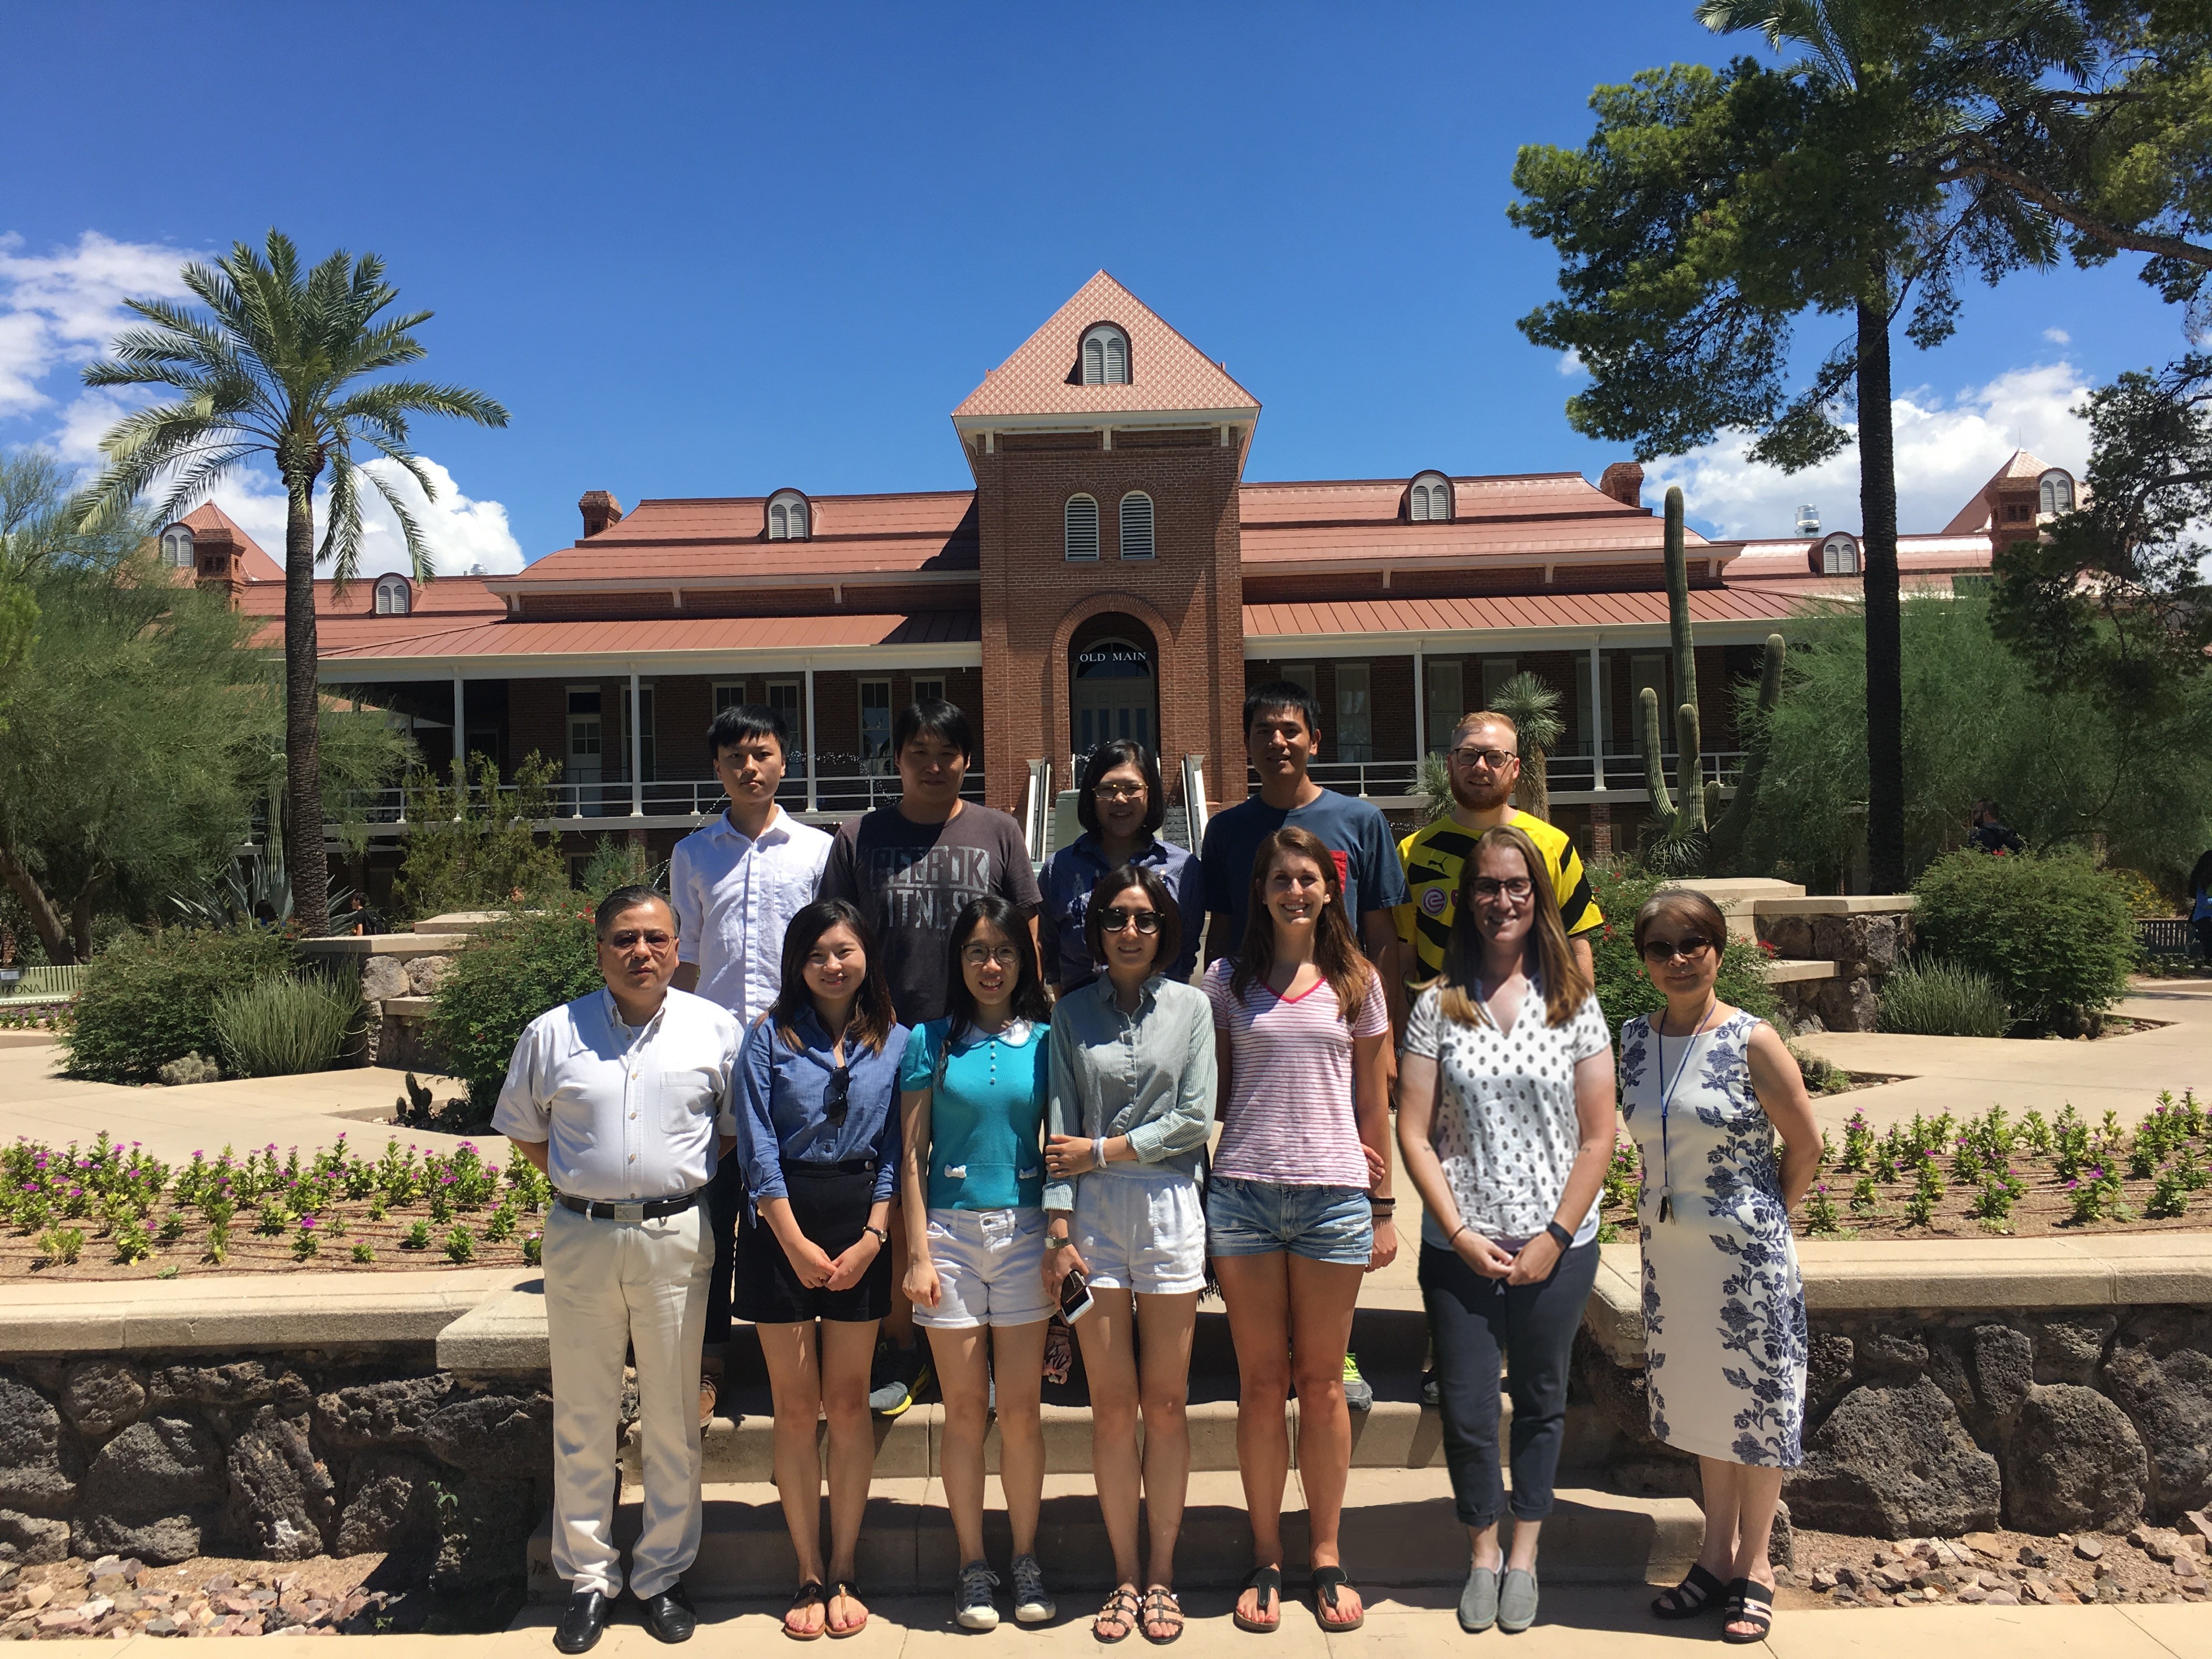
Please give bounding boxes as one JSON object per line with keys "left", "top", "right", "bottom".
{"left": 956, "top": 1561, "right": 1001, "bottom": 1631}
{"left": 1012, "top": 1553, "right": 1056, "bottom": 1624}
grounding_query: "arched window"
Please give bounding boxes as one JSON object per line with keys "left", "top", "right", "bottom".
{"left": 1119, "top": 492, "right": 1154, "bottom": 559}
{"left": 1819, "top": 532, "right": 1860, "bottom": 576}
{"left": 1408, "top": 472, "right": 1453, "bottom": 522}
{"left": 374, "top": 574, "right": 411, "bottom": 616}
{"left": 160, "top": 526, "right": 194, "bottom": 568}
{"left": 2039, "top": 469, "right": 2074, "bottom": 515}
{"left": 1080, "top": 324, "right": 1130, "bottom": 386}
{"left": 766, "top": 490, "right": 810, "bottom": 540}
{"left": 1064, "top": 494, "right": 1101, "bottom": 560}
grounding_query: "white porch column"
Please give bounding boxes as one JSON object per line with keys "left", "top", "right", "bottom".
{"left": 629, "top": 671, "right": 644, "bottom": 817}
{"left": 452, "top": 674, "right": 467, "bottom": 822}
{"left": 804, "top": 668, "right": 819, "bottom": 814}
{"left": 1587, "top": 640, "right": 1607, "bottom": 791}
{"left": 1410, "top": 645, "right": 1426, "bottom": 761}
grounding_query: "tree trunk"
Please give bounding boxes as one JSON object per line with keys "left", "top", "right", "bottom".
{"left": 70, "top": 882, "right": 97, "bottom": 964}
{"left": 284, "top": 475, "right": 330, "bottom": 934}
{"left": 0, "top": 845, "right": 75, "bottom": 966}
{"left": 1855, "top": 291, "right": 1906, "bottom": 894}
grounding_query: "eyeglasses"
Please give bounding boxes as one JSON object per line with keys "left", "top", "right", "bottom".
{"left": 1448, "top": 747, "right": 1517, "bottom": 770}
{"left": 605, "top": 928, "right": 674, "bottom": 949}
{"left": 822, "top": 1063, "right": 851, "bottom": 1127}
{"left": 961, "top": 944, "right": 1022, "bottom": 968}
{"left": 1469, "top": 877, "right": 1532, "bottom": 902}
{"left": 1093, "top": 782, "right": 1148, "bottom": 803}
{"left": 1102, "top": 907, "right": 1161, "bottom": 935}
{"left": 1640, "top": 936, "right": 1716, "bottom": 963}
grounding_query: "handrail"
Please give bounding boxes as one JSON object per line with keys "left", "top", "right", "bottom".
{"left": 341, "top": 768, "right": 986, "bottom": 827}
{"left": 1252, "top": 750, "right": 1751, "bottom": 799}
{"left": 1181, "top": 754, "right": 1209, "bottom": 850}
{"left": 1023, "top": 759, "right": 1052, "bottom": 865}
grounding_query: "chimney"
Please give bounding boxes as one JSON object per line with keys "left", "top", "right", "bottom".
{"left": 191, "top": 526, "right": 246, "bottom": 610}
{"left": 578, "top": 490, "right": 624, "bottom": 538}
{"left": 1598, "top": 461, "right": 1644, "bottom": 508}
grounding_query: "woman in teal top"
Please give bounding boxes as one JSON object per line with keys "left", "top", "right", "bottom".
{"left": 898, "top": 895, "right": 1057, "bottom": 1632}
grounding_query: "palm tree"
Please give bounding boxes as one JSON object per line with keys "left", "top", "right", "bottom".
{"left": 1489, "top": 671, "right": 1565, "bottom": 822}
{"left": 75, "top": 231, "right": 507, "bottom": 932}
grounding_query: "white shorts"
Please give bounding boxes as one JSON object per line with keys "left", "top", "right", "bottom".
{"left": 1070, "top": 1169, "right": 1207, "bottom": 1296}
{"left": 915, "top": 1207, "right": 1054, "bottom": 1329}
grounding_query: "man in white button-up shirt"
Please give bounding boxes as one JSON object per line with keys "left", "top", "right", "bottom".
{"left": 494, "top": 886, "right": 742, "bottom": 1653}
{"left": 669, "top": 704, "right": 830, "bottom": 1398}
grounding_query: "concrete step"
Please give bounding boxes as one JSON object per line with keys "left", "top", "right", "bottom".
{"left": 528, "top": 1472, "right": 1701, "bottom": 1601}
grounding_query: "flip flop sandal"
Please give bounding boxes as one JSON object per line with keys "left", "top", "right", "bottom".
{"left": 826, "top": 1578, "right": 867, "bottom": 1639}
{"left": 1140, "top": 1586, "right": 1184, "bottom": 1645}
{"left": 1311, "top": 1566, "right": 1364, "bottom": 1633}
{"left": 1232, "top": 1566, "right": 1283, "bottom": 1634}
{"left": 1651, "top": 1562, "right": 1728, "bottom": 1619}
{"left": 1720, "top": 1578, "right": 1774, "bottom": 1644}
{"left": 783, "top": 1581, "right": 827, "bottom": 1641}
{"left": 1093, "top": 1585, "right": 1142, "bottom": 1644}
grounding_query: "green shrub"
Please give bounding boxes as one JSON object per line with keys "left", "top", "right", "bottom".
{"left": 1878, "top": 958, "right": 2012, "bottom": 1037}
{"left": 63, "top": 927, "right": 294, "bottom": 1083}
{"left": 1913, "top": 850, "right": 2137, "bottom": 1031}
{"left": 212, "top": 973, "right": 362, "bottom": 1078}
{"left": 1587, "top": 866, "right": 1781, "bottom": 1040}
{"left": 430, "top": 908, "right": 601, "bottom": 1118}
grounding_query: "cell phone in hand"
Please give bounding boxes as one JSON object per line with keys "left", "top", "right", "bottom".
{"left": 1058, "top": 1263, "right": 1094, "bottom": 1324}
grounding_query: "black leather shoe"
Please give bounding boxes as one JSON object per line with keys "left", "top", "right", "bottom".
{"left": 553, "top": 1589, "right": 612, "bottom": 1654}
{"left": 639, "top": 1583, "right": 697, "bottom": 1644}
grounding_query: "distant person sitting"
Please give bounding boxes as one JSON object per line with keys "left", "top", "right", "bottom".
{"left": 1965, "top": 800, "right": 2024, "bottom": 856}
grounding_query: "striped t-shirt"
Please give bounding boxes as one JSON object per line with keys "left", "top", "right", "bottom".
{"left": 1203, "top": 958, "right": 1389, "bottom": 1188}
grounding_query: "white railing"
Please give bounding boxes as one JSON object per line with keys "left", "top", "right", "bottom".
{"left": 1023, "top": 759, "right": 1052, "bottom": 865}
{"left": 1245, "top": 749, "right": 1749, "bottom": 799}
{"left": 1180, "top": 754, "right": 1209, "bottom": 848}
{"left": 342, "top": 768, "right": 986, "bottom": 827}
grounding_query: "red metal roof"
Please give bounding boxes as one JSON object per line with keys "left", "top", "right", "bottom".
{"left": 239, "top": 574, "right": 507, "bottom": 621}
{"left": 176, "top": 502, "right": 286, "bottom": 581}
{"left": 953, "top": 273, "right": 1259, "bottom": 420}
{"left": 1721, "top": 533, "right": 1994, "bottom": 584}
{"left": 512, "top": 492, "right": 979, "bottom": 586}
{"left": 1942, "top": 448, "right": 2059, "bottom": 534}
{"left": 1242, "top": 585, "right": 1807, "bottom": 640}
{"left": 318, "top": 611, "right": 980, "bottom": 662}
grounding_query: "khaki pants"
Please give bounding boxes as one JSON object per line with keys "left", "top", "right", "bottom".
{"left": 543, "top": 1201, "right": 713, "bottom": 1598}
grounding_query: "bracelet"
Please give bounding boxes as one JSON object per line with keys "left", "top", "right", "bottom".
{"left": 1094, "top": 1137, "right": 1108, "bottom": 1170}
{"left": 1544, "top": 1220, "right": 1573, "bottom": 1250}
{"left": 1369, "top": 1197, "right": 1396, "bottom": 1212}
{"left": 1449, "top": 1222, "right": 1471, "bottom": 1245}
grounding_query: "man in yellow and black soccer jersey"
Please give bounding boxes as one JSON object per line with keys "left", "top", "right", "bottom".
{"left": 1396, "top": 709, "right": 1602, "bottom": 988}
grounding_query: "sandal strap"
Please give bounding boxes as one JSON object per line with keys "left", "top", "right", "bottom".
{"left": 1312, "top": 1566, "right": 1350, "bottom": 1609}
{"left": 1143, "top": 1587, "right": 1183, "bottom": 1619}
{"left": 789, "top": 1581, "right": 826, "bottom": 1609}
{"left": 1243, "top": 1565, "right": 1283, "bottom": 1597}
{"left": 1096, "top": 1585, "right": 1142, "bottom": 1630}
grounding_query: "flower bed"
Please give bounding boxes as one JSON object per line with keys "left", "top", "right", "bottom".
{"left": 0, "top": 1134, "right": 548, "bottom": 1279}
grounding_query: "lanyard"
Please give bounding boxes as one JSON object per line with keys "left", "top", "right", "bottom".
{"left": 1653, "top": 998, "right": 1717, "bottom": 1223}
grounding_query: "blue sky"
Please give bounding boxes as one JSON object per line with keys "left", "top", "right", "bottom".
{"left": 0, "top": 2, "right": 2192, "bottom": 573}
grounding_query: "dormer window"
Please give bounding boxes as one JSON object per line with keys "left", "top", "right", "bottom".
{"left": 374, "top": 574, "right": 411, "bottom": 616}
{"left": 1817, "top": 532, "right": 1860, "bottom": 576}
{"left": 1080, "top": 325, "right": 1130, "bottom": 386}
{"left": 1408, "top": 472, "right": 1453, "bottom": 523}
{"left": 767, "top": 489, "right": 811, "bottom": 540}
{"left": 2039, "top": 469, "right": 2074, "bottom": 515}
{"left": 160, "top": 526, "right": 194, "bottom": 568}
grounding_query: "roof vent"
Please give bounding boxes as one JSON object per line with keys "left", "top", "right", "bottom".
{"left": 1795, "top": 503, "right": 1821, "bottom": 533}
{"left": 579, "top": 491, "right": 624, "bottom": 538}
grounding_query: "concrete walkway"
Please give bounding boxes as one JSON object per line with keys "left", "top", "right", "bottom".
{"left": 1792, "top": 977, "right": 2211, "bottom": 1136}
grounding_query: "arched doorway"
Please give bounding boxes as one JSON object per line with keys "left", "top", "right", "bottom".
{"left": 1069, "top": 615, "right": 1159, "bottom": 760}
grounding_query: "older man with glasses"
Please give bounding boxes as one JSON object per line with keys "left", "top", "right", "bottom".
{"left": 495, "top": 885, "right": 743, "bottom": 1653}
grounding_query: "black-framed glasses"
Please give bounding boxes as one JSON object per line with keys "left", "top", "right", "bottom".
{"left": 1448, "top": 746, "right": 1517, "bottom": 770}
{"left": 822, "top": 1063, "right": 851, "bottom": 1126}
{"left": 1469, "top": 877, "right": 1533, "bottom": 902}
{"left": 1102, "top": 907, "right": 1161, "bottom": 935}
{"left": 1640, "top": 936, "right": 1716, "bottom": 963}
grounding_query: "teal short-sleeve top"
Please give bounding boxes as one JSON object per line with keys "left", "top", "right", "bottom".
{"left": 898, "top": 1017, "right": 1049, "bottom": 1211}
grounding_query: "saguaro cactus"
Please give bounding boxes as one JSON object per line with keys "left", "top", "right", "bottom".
{"left": 1639, "top": 487, "right": 1706, "bottom": 837}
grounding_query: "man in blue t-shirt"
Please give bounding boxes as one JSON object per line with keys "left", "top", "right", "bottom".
{"left": 1200, "top": 680, "right": 1409, "bottom": 1036}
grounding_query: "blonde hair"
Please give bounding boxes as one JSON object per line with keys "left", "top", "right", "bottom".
{"left": 1436, "top": 823, "right": 1589, "bottom": 1027}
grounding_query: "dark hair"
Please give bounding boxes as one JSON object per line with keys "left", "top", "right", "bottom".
{"left": 1083, "top": 864, "right": 1182, "bottom": 978}
{"left": 1436, "top": 823, "right": 1589, "bottom": 1026}
{"left": 594, "top": 884, "right": 672, "bottom": 936}
{"left": 893, "top": 697, "right": 973, "bottom": 763}
{"left": 1232, "top": 826, "right": 1374, "bottom": 1021}
{"left": 768, "top": 899, "right": 896, "bottom": 1055}
{"left": 1076, "top": 739, "right": 1166, "bottom": 838}
{"left": 706, "top": 702, "right": 788, "bottom": 762}
{"left": 2190, "top": 848, "right": 2212, "bottom": 899}
{"left": 1630, "top": 888, "right": 1732, "bottom": 964}
{"left": 1243, "top": 678, "right": 1321, "bottom": 740}
{"left": 941, "top": 896, "right": 1052, "bottom": 1045}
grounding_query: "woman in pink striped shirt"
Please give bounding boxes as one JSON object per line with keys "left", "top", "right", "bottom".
{"left": 1203, "top": 825, "right": 1396, "bottom": 1635}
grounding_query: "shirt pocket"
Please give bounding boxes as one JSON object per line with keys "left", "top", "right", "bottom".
{"left": 661, "top": 1067, "right": 721, "bottom": 1137}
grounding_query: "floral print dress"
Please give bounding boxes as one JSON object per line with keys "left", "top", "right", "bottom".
{"left": 1618, "top": 1011, "right": 1806, "bottom": 1468}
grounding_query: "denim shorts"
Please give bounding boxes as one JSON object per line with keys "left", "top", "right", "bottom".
{"left": 1205, "top": 1177, "right": 1374, "bottom": 1266}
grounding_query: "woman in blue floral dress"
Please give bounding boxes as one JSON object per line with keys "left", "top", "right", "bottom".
{"left": 1618, "top": 890, "right": 1821, "bottom": 1645}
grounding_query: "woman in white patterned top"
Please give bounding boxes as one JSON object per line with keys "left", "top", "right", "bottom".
{"left": 1395, "top": 823, "right": 1616, "bottom": 1637}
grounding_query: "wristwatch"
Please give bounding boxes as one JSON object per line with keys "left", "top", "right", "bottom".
{"left": 863, "top": 1225, "right": 890, "bottom": 1247}
{"left": 1044, "top": 1234, "right": 1073, "bottom": 1252}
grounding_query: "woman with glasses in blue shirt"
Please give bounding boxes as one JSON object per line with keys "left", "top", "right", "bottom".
{"left": 1038, "top": 740, "right": 1206, "bottom": 995}
{"left": 735, "top": 898, "right": 909, "bottom": 1640}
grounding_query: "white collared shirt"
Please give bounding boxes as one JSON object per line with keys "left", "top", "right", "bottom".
{"left": 670, "top": 804, "right": 832, "bottom": 1025}
{"left": 491, "top": 986, "right": 742, "bottom": 1201}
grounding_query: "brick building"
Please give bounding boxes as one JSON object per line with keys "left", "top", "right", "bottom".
{"left": 165, "top": 274, "right": 2068, "bottom": 888}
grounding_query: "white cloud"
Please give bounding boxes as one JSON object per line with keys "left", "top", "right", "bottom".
{"left": 0, "top": 231, "right": 201, "bottom": 419}
{"left": 1558, "top": 347, "right": 1587, "bottom": 377}
{"left": 1644, "top": 360, "right": 2091, "bottom": 540}
{"left": 193, "top": 455, "right": 524, "bottom": 579}
{"left": 2042, "top": 326, "right": 2071, "bottom": 345}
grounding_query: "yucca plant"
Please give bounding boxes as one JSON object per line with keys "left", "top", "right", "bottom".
{"left": 212, "top": 974, "right": 361, "bottom": 1078}
{"left": 1487, "top": 671, "right": 1565, "bottom": 821}
{"left": 1877, "top": 958, "right": 2011, "bottom": 1038}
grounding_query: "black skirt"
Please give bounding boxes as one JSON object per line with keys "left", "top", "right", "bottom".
{"left": 733, "top": 1159, "right": 893, "bottom": 1325}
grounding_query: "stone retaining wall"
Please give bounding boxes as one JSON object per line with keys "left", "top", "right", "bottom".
{"left": 1757, "top": 902, "right": 1915, "bottom": 1035}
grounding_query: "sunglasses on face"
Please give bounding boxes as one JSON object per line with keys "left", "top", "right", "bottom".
{"left": 606, "top": 929, "right": 674, "bottom": 950}
{"left": 1641, "top": 936, "right": 1716, "bottom": 963}
{"left": 822, "top": 1063, "right": 851, "bottom": 1127}
{"left": 1093, "top": 782, "right": 1148, "bottom": 803}
{"left": 1102, "top": 907, "right": 1161, "bottom": 935}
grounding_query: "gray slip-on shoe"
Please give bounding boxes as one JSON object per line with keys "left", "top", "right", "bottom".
{"left": 1458, "top": 1566, "right": 1499, "bottom": 1633}
{"left": 1497, "top": 1567, "right": 1539, "bottom": 1634}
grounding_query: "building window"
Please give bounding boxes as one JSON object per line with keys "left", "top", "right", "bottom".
{"left": 1424, "top": 659, "right": 1464, "bottom": 755}
{"left": 2039, "top": 470, "right": 2074, "bottom": 515}
{"left": 766, "top": 678, "right": 803, "bottom": 741}
{"left": 1065, "top": 494, "right": 1100, "bottom": 560}
{"left": 159, "top": 527, "right": 194, "bottom": 568}
{"left": 912, "top": 676, "right": 946, "bottom": 707}
{"left": 1336, "top": 664, "right": 1373, "bottom": 763}
{"left": 1820, "top": 532, "right": 1860, "bottom": 575}
{"left": 1482, "top": 658, "right": 1519, "bottom": 709}
{"left": 636, "top": 685, "right": 657, "bottom": 783}
{"left": 860, "top": 679, "right": 893, "bottom": 768}
{"left": 1409, "top": 472, "right": 1453, "bottom": 523}
{"left": 1119, "top": 493, "right": 1154, "bottom": 559}
{"left": 767, "top": 490, "right": 810, "bottom": 540}
{"left": 374, "top": 574, "right": 410, "bottom": 615}
{"left": 1081, "top": 324, "right": 1130, "bottom": 385}
{"left": 1278, "top": 663, "right": 1317, "bottom": 701}
{"left": 714, "top": 681, "right": 748, "bottom": 712}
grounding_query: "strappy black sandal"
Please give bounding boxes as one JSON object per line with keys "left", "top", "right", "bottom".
{"left": 1232, "top": 1566, "right": 1283, "bottom": 1634}
{"left": 825, "top": 1578, "right": 867, "bottom": 1639}
{"left": 1140, "top": 1586, "right": 1184, "bottom": 1645}
{"left": 1311, "top": 1566, "right": 1364, "bottom": 1633}
{"left": 1093, "top": 1585, "right": 1142, "bottom": 1644}
{"left": 1720, "top": 1577, "right": 1774, "bottom": 1644}
{"left": 783, "top": 1581, "right": 827, "bottom": 1641}
{"left": 1651, "top": 1562, "right": 1727, "bottom": 1620}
